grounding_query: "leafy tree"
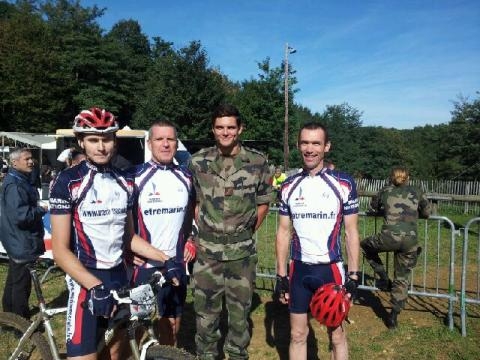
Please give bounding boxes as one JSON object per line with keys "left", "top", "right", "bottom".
{"left": 0, "top": 0, "right": 65, "bottom": 132}
{"left": 133, "top": 40, "right": 227, "bottom": 139}
{"left": 103, "top": 19, "right": 151, "bottom": 126}
{"left": 106, "top": 19, "right": 150, "bottom": 56}
{"left": 0, "top": 1, "right": 16, "bottom": 19}
{"left": 41, "top": 0, "right": 111, "bottom": 126}
{"left": 228, "top": 58, "right": 300, "bottom": 166}
{"left": 231, "top": 58, "right": 285, "bottom": 165}
{"left": 437, "top": 94, "right": 480, "bottom": 180}
{"left": 355, "top": 126, "right": 412, "bottom": 179}
{"left": 317, "top": 103, "right": 363, "bottom": 174}
{"left": 402, "top": 124, "right": 442, "bottom": 179}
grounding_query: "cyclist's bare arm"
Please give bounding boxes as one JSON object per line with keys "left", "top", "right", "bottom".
{"left": 51, "top": 213, "right": 102, "bottom": 290}
{"left": 275, "top": 214, "right": 291, "bottom": 278}
{"left": 344, "top": 213, "right": 360, "bottom": 274}
{"left": 125, "top": 211, "right": 169, "bottom": 263}
{"left": 275, "top": 214, "right": 291, "bottom": 304}
{"left": 126, "top": 212, "right": 181, "bottom": 286}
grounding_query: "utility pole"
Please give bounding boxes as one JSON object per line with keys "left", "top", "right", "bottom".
{"left": 284, "top": 43, "right": 296, "bottom": 171}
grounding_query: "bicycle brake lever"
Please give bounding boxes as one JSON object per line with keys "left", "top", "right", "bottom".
{"left": 152, "top": 271, "right": 167, "bottom": 288}
{"left": 111, "top": 290, "right": 132, "bottom": 305}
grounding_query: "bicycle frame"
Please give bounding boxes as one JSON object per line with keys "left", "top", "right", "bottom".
{"left": 7, "top": 266, "right": 167, "bottom": 360}
{"left": 9, "top": 267, "right": 66, "bottom": 360}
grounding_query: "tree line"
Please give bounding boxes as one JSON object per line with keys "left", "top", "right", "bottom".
{"left": 1, "top": 0, "right": 478, "bottom": 180}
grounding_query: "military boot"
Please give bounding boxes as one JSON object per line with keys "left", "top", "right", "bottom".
{"left": 386, "top": 309, "right": 399, "bottom": 329}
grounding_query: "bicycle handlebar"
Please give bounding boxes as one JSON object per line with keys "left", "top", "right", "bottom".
{"left": 111, "top": 271, "right": 166, "bottom": 305}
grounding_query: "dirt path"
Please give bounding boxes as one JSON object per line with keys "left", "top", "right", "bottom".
{"left": 247, "top": 290, "right": 450, "bottom": 359}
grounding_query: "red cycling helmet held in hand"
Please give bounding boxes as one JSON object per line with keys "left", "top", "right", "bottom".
{"left": 73, "top": 107, "right": 119, "bottom": 134}
{"left": 310, "top": 283, "right": 351, "bottom": 328}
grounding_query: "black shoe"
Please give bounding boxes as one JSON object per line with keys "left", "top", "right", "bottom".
{"left": 386, "top": 310, "right": 398, "bottom": 329}
{"left": 375, "top": 278, "right": 392, "bottom": 291}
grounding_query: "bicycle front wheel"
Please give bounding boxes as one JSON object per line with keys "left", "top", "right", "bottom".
{"left": 145, "top": 345, "right": 196, "bottom": 360}
{"left": 0, "top": 312, "right": 53, "bottom": 360}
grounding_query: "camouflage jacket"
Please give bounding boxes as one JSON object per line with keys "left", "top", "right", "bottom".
{"left": 370, "top": 184, "right": 431, "bottom": 235}
{"left": 188, "top": 145, "right": 273, "bottom": 260}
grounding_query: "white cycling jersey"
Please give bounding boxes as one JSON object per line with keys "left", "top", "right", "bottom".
{"left": 278, "top": 168, "right": 359, "bottom": 264}
{"left": 49, "top": 161, "right": 134, "bottom": 269}
{"left": 132, "top": 161, "right": 194, "bottom": 266}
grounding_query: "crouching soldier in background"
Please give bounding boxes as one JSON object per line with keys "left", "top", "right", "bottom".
{"left": 361, "top": 166, "right": 430, "bottom": 329}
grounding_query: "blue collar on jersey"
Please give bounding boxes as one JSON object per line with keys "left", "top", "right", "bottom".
{"left": 148, "top": 160, "right": 175, "bottom": 170}
{"left": 85, "top": 160, "right": 113, "bottom": 173}
{"left": 300, "top": 167, "right": 328, "bottom": 177}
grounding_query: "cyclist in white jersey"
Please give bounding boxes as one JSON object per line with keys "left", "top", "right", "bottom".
{"left": 50, "top": 108, "right": 175, "bottom": 360}
{"left": 275, "top": 122, "right": 360, "bottom": 360}
{"left": 130, "top": 119, "right": 195, "bottom": 346}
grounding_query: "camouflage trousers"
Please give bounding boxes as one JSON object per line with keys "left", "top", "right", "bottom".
{"left": 193, "top": 252, "right": 257, "bottom": 360}
{"left": 361, "top": 230, "right": 419, "bottom": 312}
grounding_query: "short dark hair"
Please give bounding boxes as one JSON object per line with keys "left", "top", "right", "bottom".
{"left": 298, "top": 122, "right": 329, "bottom": 144}
{"left": 69, "top": 149, "right": 84, "bottom": 162}
{"left": 148, "top": 119, "right": 178, "bottom": 139}
{"left": 211, "top": 104, "right": 242, "bottom": 128}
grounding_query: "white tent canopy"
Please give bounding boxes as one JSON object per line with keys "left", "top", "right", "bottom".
{"left": 0, "top": 132, "right": 56, "bottom": 150}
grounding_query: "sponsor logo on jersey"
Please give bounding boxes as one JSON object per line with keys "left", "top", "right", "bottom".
{"left": 148, "top": 182, "right": 161, "bottom": 196}
{"left": 81, "top": 207, "right": 127, "bottom": 217}
{"left": 293, "top": 187, "right": 306, "bottom": 207}
{"left": 295, "top": 187, "right": 305, "bottom": 201}
{"left": 90, "top": 188, "right": 103, "bottom": 204}
{"left": 143, "top": 206, "right": 186, "bottom": 216}
{"left": 291, "top": 211, "right": 336, "bottom": 220}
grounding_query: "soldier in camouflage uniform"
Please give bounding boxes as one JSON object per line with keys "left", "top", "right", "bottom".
{"left": 361, "top": 166, "right": 430, "bottom": 329}
{"left": 188, "top": 104, "right": 273, "bottom": 360}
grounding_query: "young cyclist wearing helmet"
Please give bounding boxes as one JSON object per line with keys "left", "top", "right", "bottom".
{"left": 50, "top": 108, "right": 177, "bottom": 360}
{"left": 275, "top": 122, "right": 360, "bottom": 360}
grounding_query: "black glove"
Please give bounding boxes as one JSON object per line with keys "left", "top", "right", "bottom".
{"left": 344, "top": 274, "right": 359, "bottom": 301}
{"left": 274, "top": 274, "right": 289, "bottom": 299}
{"left": 164, "top": 257, "right": 183, "bottom": 283}
{"left": 88, "top": 284, "right": 114, "bottom": 317}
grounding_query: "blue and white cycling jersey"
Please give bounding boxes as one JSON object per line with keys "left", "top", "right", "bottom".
{"left": 131, "top": 161, "right": 194, "bottom": 267}
{"left": 49, "top": 161, "right": 134, "bottom": 269}
{"left": 278, "top": 168, "right": 359, "bottom": 264}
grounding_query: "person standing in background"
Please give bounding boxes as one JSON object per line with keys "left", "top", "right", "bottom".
{"left": 271, "top": 166, "right": 287, "bottom": 191}
{"left": 1, "top": 148, "right": 47, "bottom": 318}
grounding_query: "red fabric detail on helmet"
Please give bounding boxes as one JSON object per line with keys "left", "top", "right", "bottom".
{"left": 310, "top": 283, "right": 350, "bottom": 328}
{"left": 73, "top": 107, "right": 118, "bottom": 133}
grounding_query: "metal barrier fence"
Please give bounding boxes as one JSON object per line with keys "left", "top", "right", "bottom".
{"left": 461, "top": 217, "right": 480, "bottom": 336}
{"left": 255, "top": 210, "right": 480, "bottom": 335}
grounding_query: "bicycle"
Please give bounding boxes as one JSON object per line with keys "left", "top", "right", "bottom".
{"left": 0, "top": 264, "right": 196, "bottom": 360}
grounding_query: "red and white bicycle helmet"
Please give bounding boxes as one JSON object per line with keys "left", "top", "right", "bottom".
{"left": 310, "top": 283, "right": 350, "bottom": 328}
{"left": 73, "top": 107, "right": 119, "bottom": 134}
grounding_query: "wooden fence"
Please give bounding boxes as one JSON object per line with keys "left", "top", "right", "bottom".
{"left": 356, "top": 178, "right": 480, "bottom": 214}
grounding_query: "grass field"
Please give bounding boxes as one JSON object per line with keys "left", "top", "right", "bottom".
{"left": 0, "top": 262, "right": 479, "bottom": 359}
{"left": 1, "top": 210, "right": 479, "bottom": 359}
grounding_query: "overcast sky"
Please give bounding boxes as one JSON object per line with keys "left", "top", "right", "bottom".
{"left": 81, "top": 0, "right": 480, "bottom": 129}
